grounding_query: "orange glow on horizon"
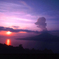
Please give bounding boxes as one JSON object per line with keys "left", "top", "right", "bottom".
{"left": 0, "top": 31, "right": 17, "bottom": 36}
{"left": 6, "top": 39, "right": 11, "bottom": 46}
{"left": 6, "top": 31, "right": 12, "bottom": 35}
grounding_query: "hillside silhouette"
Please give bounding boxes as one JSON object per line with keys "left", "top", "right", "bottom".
{"left": 0, "top": 43, "right": 53, "bottom": 54}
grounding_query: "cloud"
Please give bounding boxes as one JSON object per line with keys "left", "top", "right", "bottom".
{"left": 20, "top": 1, "right": 31, "bottom": 9}
{"left": 12, "top": 26, "right": 20, "bottom": 29}
{"left": 0, "top": 26, "right": 39, "bottom": 33}
{"left": 0, "top": 1, "right": 31, "bottom": 13}
{"left": 35, "top": 17, "right": 47, "bottom": 31}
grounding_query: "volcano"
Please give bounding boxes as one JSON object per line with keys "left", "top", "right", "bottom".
{"left": 17, "top": 32, "right": 59, "bottom": 42}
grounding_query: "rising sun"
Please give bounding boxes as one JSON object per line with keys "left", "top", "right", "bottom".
{"left": 6, "top": 31, "right": 12, "bottom": 35}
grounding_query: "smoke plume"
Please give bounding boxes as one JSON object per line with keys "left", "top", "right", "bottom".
{"left": 35, "top": 17, "right": 47, "bottom": 31}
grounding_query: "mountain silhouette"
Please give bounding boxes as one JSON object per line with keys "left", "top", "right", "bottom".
{"left": 17, "top": 31, "right": 59, "bottom": 42}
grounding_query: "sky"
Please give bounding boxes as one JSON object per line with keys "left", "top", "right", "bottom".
{"left": 0, "top": 0, "right": 59, "bottom": 36}
{"left": 0, "top": 0, "right": 59, "bottom": 53}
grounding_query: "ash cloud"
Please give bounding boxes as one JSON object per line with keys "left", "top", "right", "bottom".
{"left": 35, "top": 17, "right": 47, "bottom": 31}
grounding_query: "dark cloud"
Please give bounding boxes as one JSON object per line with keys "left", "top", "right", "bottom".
{"left": 35, "top": 17, "right": 47, "bottom": 31}
{"left": 0, "top": 26, "right": 39, "bottom": 33}
{"left": 12, "top": 26, "right": 20, "bottom": 29}
{"left": 0, "top": 27, "right": 5, "bottom": 30}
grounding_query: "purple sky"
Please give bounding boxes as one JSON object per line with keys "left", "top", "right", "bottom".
{"left": 0, "top": 0, "right": 59, "bottom": 32}
{"left": 0, "top": 0, "right": 59, "bottom": 53}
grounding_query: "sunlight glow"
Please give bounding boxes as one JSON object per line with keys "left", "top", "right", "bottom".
{"left": 6, "top": 31, "right": 12, "bottom": 35}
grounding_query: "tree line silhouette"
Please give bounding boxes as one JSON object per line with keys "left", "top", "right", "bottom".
{"left": 0, "top": 43, "right": 53, "bottom": 54}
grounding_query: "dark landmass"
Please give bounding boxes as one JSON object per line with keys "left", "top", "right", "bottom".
{"left": 17, "top": 32, "right": 59, "bottom": 42}
{"left": 0, "top": 32, "right": 59, "bottom": 54}
{"left": 16, "top": 32, "right": 59, "bottom": 54}
{"left": 0, "top": 43, "right": 54, "bottom": 54}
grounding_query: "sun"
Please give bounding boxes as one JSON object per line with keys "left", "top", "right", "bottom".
{"left": 6, "top": 31, "right": 12, "bottom": 35}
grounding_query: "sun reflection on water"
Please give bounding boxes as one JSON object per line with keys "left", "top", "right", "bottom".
{"left": 6, "top": 39, "right": 11, "bottom": 46}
